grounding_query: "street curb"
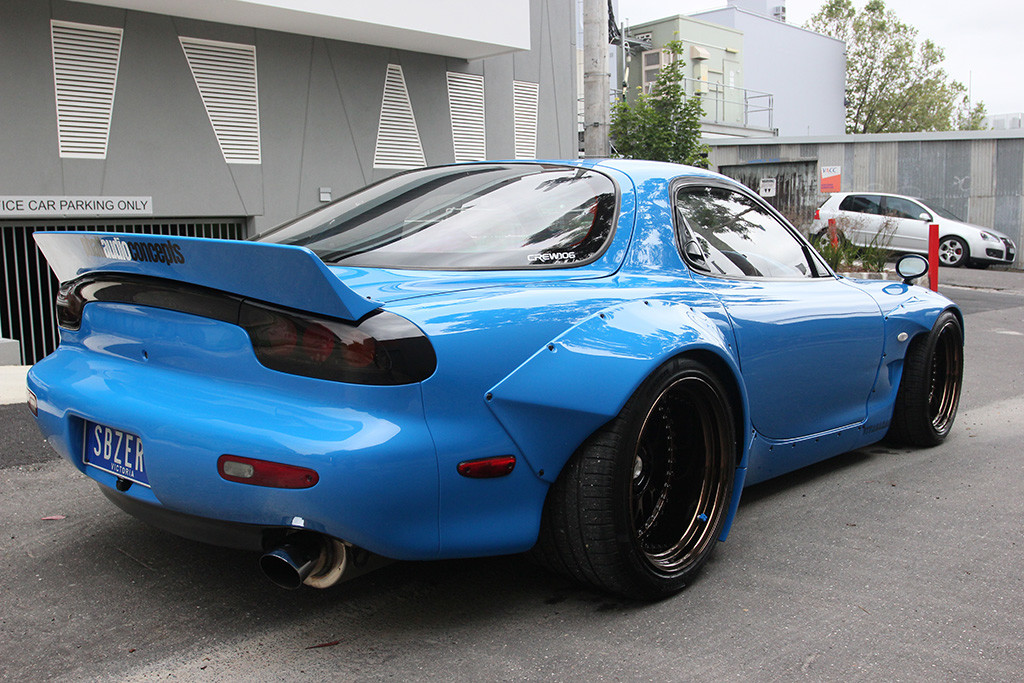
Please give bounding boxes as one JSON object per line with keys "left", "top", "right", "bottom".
{"left": 0, "top": 366, "right": 29, "bottom": 405}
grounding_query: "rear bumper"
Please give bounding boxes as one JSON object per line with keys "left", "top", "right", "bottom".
{"left": 100, "top": 485, "right": 271, "bottom": 551}
{"left": 28, "top": 333, "right": 442, "bottom": 561}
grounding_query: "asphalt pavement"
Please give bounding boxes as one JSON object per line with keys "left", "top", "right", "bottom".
{"left": 1, "top": 267, "right": 1022, "bottom": 681}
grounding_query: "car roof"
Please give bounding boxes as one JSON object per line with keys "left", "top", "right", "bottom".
{"left": 527, "top": 158, "right": 736, "bottom": 188}
{"left": 829, "top": 191, "right": 926, "bottom": 202}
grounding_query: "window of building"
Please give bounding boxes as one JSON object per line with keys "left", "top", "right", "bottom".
{"left": 179, "top": 36, "right": 262, "bottom": 164}
{"left": 51, "top": 20, "right": 123, "bottom": 159}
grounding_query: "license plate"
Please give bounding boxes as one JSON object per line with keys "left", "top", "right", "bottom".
{"left": 83, "top": 421, "right": 150, "bottom": 487}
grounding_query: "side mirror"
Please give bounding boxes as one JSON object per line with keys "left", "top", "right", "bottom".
{"left": 684, "top": 240, "right": 709, "bottom": 270}
{"left": 919, "top": 212, "right": 931, "bottom": 221}
{"left": 895, "top": 253, "right": 928, "bottom": 284}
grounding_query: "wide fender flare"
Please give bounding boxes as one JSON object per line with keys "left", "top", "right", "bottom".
{"left": 862, "top": 283, "right": 963, "bottom": 404}
{"left": 485, "top": 298, "right": 749, "bottom": 485}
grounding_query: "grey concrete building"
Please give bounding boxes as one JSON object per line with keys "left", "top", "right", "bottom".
{"left": 1, "top": 0, "right": 578, "bottom": 364}
{"left": 707, "top": 130, "right": 1024, "bottom": 269}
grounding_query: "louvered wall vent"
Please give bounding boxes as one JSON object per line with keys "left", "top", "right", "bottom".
{"left": 50, "top": 20, "right": 123, "bottom": 159}
{"left": 179, "top": 37, "right": 261, "bottom": 164}
{"left": 374, "top": 64, "right": 426, "bottom": 169}
{"left": 513, "top": 80, "right": 540, "bottom": 159}
{"left": 446, "top": 72, "right": 486, "bottom": 162}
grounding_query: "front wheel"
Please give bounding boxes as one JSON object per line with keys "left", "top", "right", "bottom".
{"left": 938, "top": 236, "right": 969, "bottom": 267}
{"left": 532, "top": 357, "right": 737, "bottom": 599}
{"left": 887, "top": 311, "right": 963, "bottom": 446}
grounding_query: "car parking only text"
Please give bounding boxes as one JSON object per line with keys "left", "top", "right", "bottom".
{"left": 0, "top": 196, "right": 154, "bottom": 217}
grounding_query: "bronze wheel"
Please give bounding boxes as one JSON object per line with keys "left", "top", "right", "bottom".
{"left": 533, "top": 357, "right": 737, "bottom": 599}
{"left": 630, "top": 374, "right": 732, "bottom": 578}
{"left": 926, "top": 317, "right": 963, "bottom": 435}
{"left": 888, "top": 311, "right": 963, "bottom": 446}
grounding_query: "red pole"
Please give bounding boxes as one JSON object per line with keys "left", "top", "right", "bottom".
{"left": 928, "top": 223, "right": 939, "bottom": 292}
{"left": 828, "top": 218, "right": 838, "bottom": 247}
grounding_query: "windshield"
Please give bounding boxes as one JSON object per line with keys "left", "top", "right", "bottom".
{"left": 258, "top": 164, "right": 617, "bottom": 270}
{"left": 919, "top": 200, "right": 963, "bottom": 222}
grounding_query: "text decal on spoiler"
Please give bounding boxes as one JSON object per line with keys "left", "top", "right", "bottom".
{"left": 96, "top": 236, "right": 185, "bottom": 265}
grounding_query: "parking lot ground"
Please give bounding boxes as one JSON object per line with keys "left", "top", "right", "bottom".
{"left": 1, "top": 267, "right": 1023, "bottom": 681}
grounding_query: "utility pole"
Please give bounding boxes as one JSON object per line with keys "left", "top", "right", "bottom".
{"left": 583, "top": 0, "right": 609, "bottom": 158}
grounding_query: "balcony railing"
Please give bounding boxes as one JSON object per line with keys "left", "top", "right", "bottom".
{"left": 643, "top": 77, "right": 774, "bottom": 132}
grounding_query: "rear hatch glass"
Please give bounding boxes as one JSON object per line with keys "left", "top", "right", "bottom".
{"left": 258, "top": 164, "right": 617, "bottom": 270}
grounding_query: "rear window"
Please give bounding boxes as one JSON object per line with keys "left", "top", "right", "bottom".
{"left": 838, "top": 194, "right": 882, "bottom": 215}
{"left": 258, "top": 164, "right": 617, "bottom": 270}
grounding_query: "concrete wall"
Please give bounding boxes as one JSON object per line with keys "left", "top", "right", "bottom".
{"left": 708, "top": 130, "right": 1024, "bottom": 267}
{"left": 0, "top": 0, "right": 577, "bottom": 233}
{"left": 693, "top": 7, "right": 845, "bottom": 137}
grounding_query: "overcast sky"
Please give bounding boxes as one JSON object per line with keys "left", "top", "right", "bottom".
{"left": 619, "top": 0, "right": 1024, "bottom": 116}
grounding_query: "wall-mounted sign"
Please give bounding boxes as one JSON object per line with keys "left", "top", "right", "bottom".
{"left": 820, "top": 166, "right": 841, "bottom": 193}
{"left": 0, "top": 196, "right": 153, "bottom": 218}
{"left": 759, "top": 177, "right": 777, "bottom": 198}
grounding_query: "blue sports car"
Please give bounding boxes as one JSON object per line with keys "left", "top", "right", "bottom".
{"left": 27, "top": 160, "right": 963, "bottom": 599}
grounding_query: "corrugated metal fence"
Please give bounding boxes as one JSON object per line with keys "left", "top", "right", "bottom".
{"left": 719, "top": 160, "right": 819, "bottom": 229}
{"left": 707, "top": 132, "right": 1024, "bottom": 268}
{"left": 2, "top": 219, "right": 247, "bottom": 365}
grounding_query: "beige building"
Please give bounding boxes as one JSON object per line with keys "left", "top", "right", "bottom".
{"left": 623, "top": 15, "right": 773, "bottom": 138}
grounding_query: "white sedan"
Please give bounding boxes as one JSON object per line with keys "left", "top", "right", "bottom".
{"left": 811, "top": 192, "right": 1016, "bottom": 268}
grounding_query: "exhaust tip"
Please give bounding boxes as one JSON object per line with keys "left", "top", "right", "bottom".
{"left": 259, "top": 541, "right": 322, "bottom": 590}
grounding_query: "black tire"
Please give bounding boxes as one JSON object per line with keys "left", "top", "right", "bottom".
{"left": 532, "top": 357, "right": 736, "bottom": 600}
{"left": 887, "top": 311, "right": 963, "bottom": 447}
{"left": 938, "top": 236, "right": 969, "bottom": 267}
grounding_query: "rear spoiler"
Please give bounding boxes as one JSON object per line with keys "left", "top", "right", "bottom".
{"left": 34, "top": 232, "right": 381, "bottom": 321}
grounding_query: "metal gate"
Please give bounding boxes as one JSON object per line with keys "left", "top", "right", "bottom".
{"left": 2, "top": 219, "right": 247, "bottom": 365}
{"left": 718, "top": 161, "right": 820, "bottom": 232}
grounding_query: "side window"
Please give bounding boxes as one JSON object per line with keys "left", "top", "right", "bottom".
{"left": 675, "top": 185, "right": 818, "bottom": 279}
{"left": 839, "top": 194, "right": 882, "bottom": 214}
{"left": 883, "top": 196, "right": 929, "bottom": 220}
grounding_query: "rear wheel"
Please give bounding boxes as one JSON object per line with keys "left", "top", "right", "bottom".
{"left": 814, "top": 228, "right": 848, "bottom": 250}
{"left": 532, "top": 358, "right": 736, "bottom": 599}
{"left": 887, "top": 311, "right": 963, "bottom": 446}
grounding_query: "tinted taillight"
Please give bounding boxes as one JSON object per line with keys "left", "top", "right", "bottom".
{"left": 55, "top": 275, "right": 243, "bottom": 331}
{"left": 814, "top": 208, "right": 820, "bottom": 220}
{"left": 55, "top": 281, "right": 86, "bottom": 330}
{"left": 51, "top": 274, "right": 436, "bottom": 386}
{"left": 240, "top": 301, "right": 436, "bottom": 385}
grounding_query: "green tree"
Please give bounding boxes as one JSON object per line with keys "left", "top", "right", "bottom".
{"left": 957, "top": 98, "right": 987, "bottom": 131}
{"left": 610, "top": 40, "right": 708, "bottom": 166}
{"left": 807, "top": 0, "right": 986, "bottom": 133}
